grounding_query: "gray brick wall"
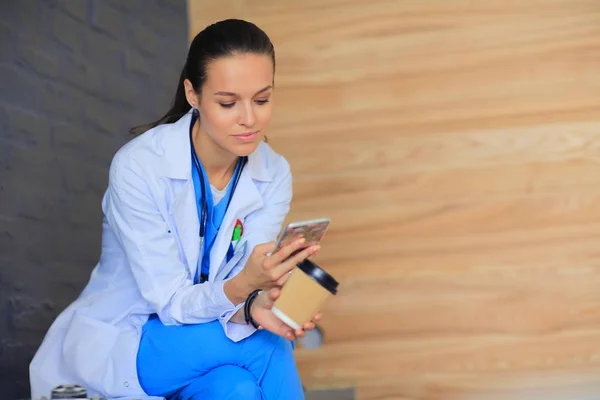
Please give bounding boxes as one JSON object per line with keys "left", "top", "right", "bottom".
{"left": 0, "top": 1, "right": 188, "bottom": 397}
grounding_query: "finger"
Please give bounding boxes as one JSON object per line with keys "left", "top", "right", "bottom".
{"left": 303, "top": 321, "right": 315, "bottom": 331}
{"left": 273, "top": 245, "right": 320, "bottom": 277}
{"left": 277, "top": 324, "right": 295, "bottom": 340}
{"left": 313, "top": 313, "right": 322, "bottom": 322}
{"left": 289, "top": 244, "right": 320, "bottom": 266}
{"left": 253, "top": 312, "right": 293, "bottom": 340}
{"left": 295, "top": 328, "right": 306, "bottom": 338}
{"left": 308, "top": 248, "right": 321, "bottom": 259}
{"left": 254, "top": 241, "right": 276, "bottom": 256}
{"left": 276, "top": 271, "right": 291, "bottom": 287}
{"left": 265, "top": 238, "right": 307, "bottom": 268}
{"left": 264, "top": 288, "right": 280, "bottom": 305}
{"left": 275, "top": 322, "right": 295, "bottom": 340}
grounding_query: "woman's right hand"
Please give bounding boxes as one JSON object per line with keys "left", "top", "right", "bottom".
{"left": 241, "top": 238, "right": 319, "bottom": 290}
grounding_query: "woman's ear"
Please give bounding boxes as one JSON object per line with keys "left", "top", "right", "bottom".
{"left": 183, "top": 78, "right": 199, "bottom": 109}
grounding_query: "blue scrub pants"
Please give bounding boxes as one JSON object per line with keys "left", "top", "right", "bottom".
{"left": 136, "top": 315, "right": 305, "bottom": 400}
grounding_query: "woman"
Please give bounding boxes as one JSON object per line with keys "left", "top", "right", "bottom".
{"left": 30, "top": 19, "right": 320, "bottom": 400}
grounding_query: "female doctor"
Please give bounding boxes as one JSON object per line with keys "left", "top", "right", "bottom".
{"left": 30, "top": 19, "right": 320, "bottom": 400}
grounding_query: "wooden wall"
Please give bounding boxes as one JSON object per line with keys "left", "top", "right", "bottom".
{"left": 188, "top": 1, "right": 600, "bottom": 398}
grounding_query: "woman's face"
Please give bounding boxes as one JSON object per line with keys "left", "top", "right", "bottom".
{"left": 189, "top": 53, "right": 274, "bottom": 157}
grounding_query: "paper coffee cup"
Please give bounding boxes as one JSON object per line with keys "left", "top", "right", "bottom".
{"left": 272, "top": 259, "right": 339, "bottom": 330}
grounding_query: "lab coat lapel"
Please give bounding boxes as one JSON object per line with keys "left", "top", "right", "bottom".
{"left": 171, "top": 180, "right": 200, "bottom": 277}
{"left": 209, "top": 167, "right": 263, "bottom": 281}
{"left": 162, "top": 110, "right": 199, "bottom": 278}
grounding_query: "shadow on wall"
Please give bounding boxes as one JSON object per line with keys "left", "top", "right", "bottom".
{"left": 0, "top": 1, "right": 188, "bottom": 398}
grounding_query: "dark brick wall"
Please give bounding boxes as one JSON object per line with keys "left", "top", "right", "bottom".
{"left": 0, "top": 1, "right": 188, "bottom": 397}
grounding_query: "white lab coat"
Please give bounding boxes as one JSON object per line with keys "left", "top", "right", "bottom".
{"left": 29, "top": 110, "right": 292, "bottom": 399}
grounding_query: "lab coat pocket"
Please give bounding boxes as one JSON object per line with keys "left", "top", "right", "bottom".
{"left": 215, "top": 241, "right": 247, "bottom": 281}
{"left": 62, "top": 311, "right": 120, "bottom": 389}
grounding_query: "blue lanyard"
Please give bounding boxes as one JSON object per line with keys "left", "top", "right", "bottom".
{"left": 189, "top": 110, "right": 247, "bottom": 283}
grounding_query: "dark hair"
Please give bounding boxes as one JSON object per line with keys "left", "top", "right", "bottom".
{"left": 130, "top": 19, "right": 275, "bottom": 136}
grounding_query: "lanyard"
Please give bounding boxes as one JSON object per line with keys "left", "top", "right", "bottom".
{"left": 189, "top": 110, "right": 247, "bottom": 283}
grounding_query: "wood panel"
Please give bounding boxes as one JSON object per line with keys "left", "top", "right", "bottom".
{"left": 189, "top": 1, "right": 600, "bottom": 398}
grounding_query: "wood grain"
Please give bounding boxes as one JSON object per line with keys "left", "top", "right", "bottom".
{"left": 189, "top": 1, "right": 600, "bottom": 398}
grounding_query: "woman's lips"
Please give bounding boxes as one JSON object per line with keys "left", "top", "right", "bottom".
{"left": 234, "top": 132, "right": 257, "bottom": 143}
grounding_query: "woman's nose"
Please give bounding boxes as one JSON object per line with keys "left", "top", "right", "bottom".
{"left": 238, "top": 103, "right": 256, "bottom": 127}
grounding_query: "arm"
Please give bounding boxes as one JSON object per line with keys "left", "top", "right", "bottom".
{"left": 104, "top": 153, "right": 236, "bottom": 325}
{"left": 225, "top": 157, "right": 293, "bottom": 295}
{"left": 218, "top": 156, "right": 293, "bottom": 339}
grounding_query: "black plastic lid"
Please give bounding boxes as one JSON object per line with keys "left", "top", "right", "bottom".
{"left": 296, "top": 259, "right": 339, "bottom": 295}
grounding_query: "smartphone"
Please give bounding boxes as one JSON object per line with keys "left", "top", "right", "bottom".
{"left": 273, "top": 217, "right": 331, "bottom": 256}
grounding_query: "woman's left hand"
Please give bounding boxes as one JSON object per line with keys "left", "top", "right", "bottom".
{"left": 251, "top": 288, "right": 322, "bottom": 340}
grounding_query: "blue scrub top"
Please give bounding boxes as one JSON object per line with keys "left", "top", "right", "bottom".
{"left": 191, "top": 157, "right": 241, "bottom": 282}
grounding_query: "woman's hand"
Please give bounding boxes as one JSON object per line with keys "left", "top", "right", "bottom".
{"left": 224, "top": 239, "right": 319, "bottom": 305}
{"left": 251, "top": 288, "right": 322, "bottom": 340}
{"left": 242, "top": 239, "right": 320, "bottom": 290}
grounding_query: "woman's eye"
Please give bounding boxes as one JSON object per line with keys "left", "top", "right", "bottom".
{"left": 220, "top": 99, "right": 269, "bottom": 108}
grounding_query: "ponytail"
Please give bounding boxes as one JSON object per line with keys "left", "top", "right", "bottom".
{"left": 129, "top": 67, "right": 192, "bottom": 136}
